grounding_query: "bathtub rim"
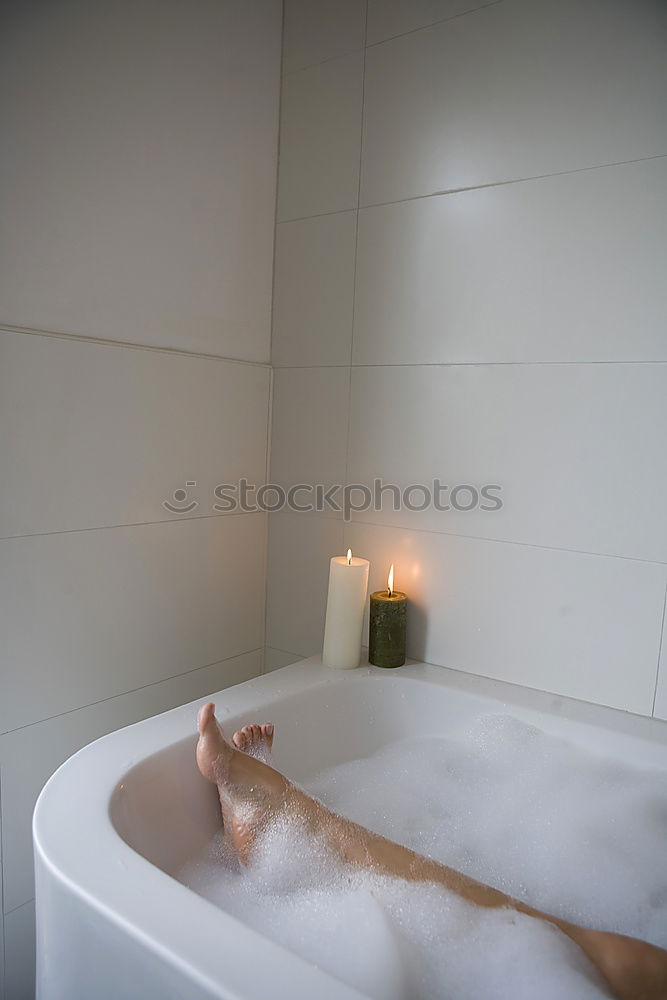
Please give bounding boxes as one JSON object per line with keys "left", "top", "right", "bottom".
{"left": 33, "top": 656, "right": 667, "bottom": 999}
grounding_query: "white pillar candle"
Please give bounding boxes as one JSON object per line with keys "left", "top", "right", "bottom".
{"left": 322, "top": 549, "right": 370, "bottom": 669}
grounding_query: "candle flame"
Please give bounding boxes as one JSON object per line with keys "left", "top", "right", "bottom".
{"left": 347, "top": 548, "right": 352, "bottom": 565}
{"left": 388, "top": 564, "right": 394, "bottom": 597}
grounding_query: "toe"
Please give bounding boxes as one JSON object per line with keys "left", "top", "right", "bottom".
{"left": 231, "top": 722, "right": 274, "bottom": 755}
{"left": 197, "top": 702, "right": 215, "bottom": 736}
{"left": 195, "top": 703, "right": 230, "bottom": 782}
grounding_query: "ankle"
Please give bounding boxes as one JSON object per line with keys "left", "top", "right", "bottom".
{"left": 229, "top": 747, "right": 290, "bottom": 797}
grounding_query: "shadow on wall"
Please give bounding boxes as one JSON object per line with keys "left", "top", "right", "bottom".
{"left": 407, "top": 601, "right": 429, "bottom": 663}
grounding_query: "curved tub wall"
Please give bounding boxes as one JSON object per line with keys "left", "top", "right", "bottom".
{"left": 110, "top": 739, "right": 222, "bottom": 878}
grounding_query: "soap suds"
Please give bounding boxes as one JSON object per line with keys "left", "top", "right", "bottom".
{"left": 177, "top": 715, "right": 667, "bottom": 999}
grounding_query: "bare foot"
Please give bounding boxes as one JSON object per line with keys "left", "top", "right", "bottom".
{"left": 195, "top": 702, "right": 230, "bottom": 782}
{"left": 196, "top": 703, "right": 288, "bottom": 862}
{"left": 232, "top": 722, "right": 274, "bottom": 762}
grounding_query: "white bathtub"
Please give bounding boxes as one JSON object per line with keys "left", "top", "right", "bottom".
{"left": 33, "top": 656, "right": 667, "bottom": 1000}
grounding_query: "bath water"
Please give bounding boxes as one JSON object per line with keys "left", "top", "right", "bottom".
{"left": 177, "top": 715, "right": 667, "bottom": 999}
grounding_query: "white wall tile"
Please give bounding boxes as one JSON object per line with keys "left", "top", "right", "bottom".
{"left": 652, "top": 591, "right": 667, "bottom": 721}
{"left": 354, "top": 158, "right": 667, "bottom": 365}
{"left": 0, "top": 6, "right": 277, "bottom": 989}
{"left": 266, "top": 513, "right": 344, "bottom": 656}
{"left": 361, "top": 0, "right": 667, "bottom": 205}
{"left": 268, "top": 0, "right": 667, "bottom": 723}
{"left": 270, "top": 367, "right": 350, "bottom": 500}
{"left": 283, "top": 0, "right": 366, "bottom": 72}
{"left": 272, "top": 213, "right": 357, "bottom": 367}
{"left": 278, "top": 52, "right": 364, "bottom": 221}
{"left": 347, "top": 364, "right": 667, "bottom": 563}
{"left": 264, "top": 646, "right": 303, "bottom": 672}
{"left": 3, "top": 900, "right": 34, "bottom": 1000}
{"left": 0, "top": 332, "right": 270, "bottom": 538}
{"left": 367, "top": 0, "right": 498, "bottom": 45}
{"left": 0, "top": 650, "right": 261, "bottom": 914}
{"left": 0, "top": 0, "right": 280, "bottom": 362}
{"left": 0, "top": 516, "right": 266, "bottom": 733}
{"left": 346, "top": 521, "right": 666, "bottom": 715}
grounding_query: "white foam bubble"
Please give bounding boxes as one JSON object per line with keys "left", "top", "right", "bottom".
{"left": 177, "top": 715, "right": 667, "bottom": 998}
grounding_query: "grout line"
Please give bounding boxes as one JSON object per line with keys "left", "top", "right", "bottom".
{"left": 0, "top": 880, "right": 3, "bottom": 998}
{"left": 359, "top": 153, "right": 667, "bottom": 211}
{"left": 416, "top": 654, "right": 667, "bottom": 724}
{"left": 365, "top": 0, "right": 504, "bottom": 49}
{"left": 261, "top": 369, "right": 275, "bottom": 673}
{"left": 283, "top": 45, "right": 365, "bottom": 77}
{"left": 0, "top": 648, "right": 264, "bottom": 739}
{"left": 0, "top": 764, "right": 5, "bottom": 933}
{"left": 651, "top": 582, "right": 667, "bottom": 717}
{"left": 351, "top": 515, "right": 667, "bottom": 566}
{"left": 269, "top": 0, "right": 286, "bottom": 370}
{"left": 271, "top": 511, "right": 344, "bottom": 524}
{"left": 343, "top": 0, "right": 369, "bottom": 495}
{"left": 0, "top": 508, "right": 264, "bottom": 543}
{"left": 268, "top": 645, "right": 303, "bottom": 659}
{"left": 277, "top": 152, "right": 667, "bottom": 224}
{"left": 3, "top": 899, "right": 34, "bottom": 918}
{"left": 265, "top": 368, "right": 274, "bottom": 486}
{"left": 271, "top": 360, "right": 667, "bottom": 370}
{"left": 281, "top": 0, "right": 502, "bottom": 76}
{"left": 277, "top": 206, "right": 356, "bottom": 225}
{"left": 262, "top": 1, "right": 287, "bottom": 673}
{"left": 266, "top": 645, "right": 305, "bottom": 670}
{"left": 273, "top": 509, "right": 667, "bottom": 567}
{"left": 9, "top": 502, "right": 655, "bottom": 563}
{"left": 0, "top": 325, "right": 271, "bottom": 370}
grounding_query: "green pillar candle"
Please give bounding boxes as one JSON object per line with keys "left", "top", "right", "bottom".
{"left": 369, "top": 567, "right": 407, "bottom": 668}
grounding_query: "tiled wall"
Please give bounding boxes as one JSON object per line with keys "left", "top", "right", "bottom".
{"left": 0, "top": 1, "right": 281, "bottom": 996}
{"left": 266, "top": 0, "right": 667, "bottom": 718}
